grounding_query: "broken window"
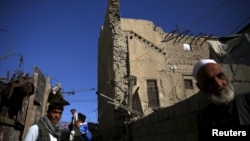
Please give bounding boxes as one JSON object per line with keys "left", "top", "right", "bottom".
{"left": 147, "top": 79, "right": 159, "bottom": 109}
{"left": 184, "top": 79, "right": 193, "bottom": 89}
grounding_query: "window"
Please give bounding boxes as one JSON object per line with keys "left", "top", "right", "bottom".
{"left": 147, "top": 79, "right": 159, "bottom": 109}
{"left": 184, "top": 79, "right": 193, "bottom": 89}
{"left": 183, "top": 43, "right": 191, "bottom": 51}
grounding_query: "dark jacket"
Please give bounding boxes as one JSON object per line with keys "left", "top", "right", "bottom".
{"left": 72, "top": 125, "right": 85, "bottom": 141}
{"left": 36, "top": 121, "right": 51, "bottom": 141}
{"left": 196, "top": 93, "right": 250, "bottom": 140}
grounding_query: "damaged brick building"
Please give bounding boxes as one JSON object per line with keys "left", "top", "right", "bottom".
{"left": 97, "top": 0, "right": 250, "bottom": 141}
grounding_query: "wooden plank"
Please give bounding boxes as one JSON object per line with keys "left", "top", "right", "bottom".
{"left": 22, "top": 94, "right": 36, "bottom": 140}
{"left": 41, "top": 77, "right": 51, "bottom": 116}
{"left": 34, "top": 66, "right": 46, "bottom": 106}
{"left": 0, "top": 116, "right": 15, "bottom": 126}
{"left": 22, "top": 67, "right": 49, "bottom": 140}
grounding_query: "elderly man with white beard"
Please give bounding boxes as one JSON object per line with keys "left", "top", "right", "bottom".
{"left": 192, "top": 59, "right": 250, "bottom": 140}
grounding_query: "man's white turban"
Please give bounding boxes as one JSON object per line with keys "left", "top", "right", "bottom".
{"left": 192, "top": 59, "right": 217, "bottom": 80}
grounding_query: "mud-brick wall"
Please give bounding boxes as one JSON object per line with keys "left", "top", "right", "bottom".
{"left": 128, "top": 64, "right": 250, "bottom": 141}
{"left": 129, "top": 92, "right": 207, "bottom": 141}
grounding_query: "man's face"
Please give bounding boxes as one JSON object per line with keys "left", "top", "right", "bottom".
{"left": 197, "top": 63, "right": 234, "bottom": 105}
{"left": 209, "top": 82, "right": 234, "bottom": 105}
{"left": 47, "top": 109, "right": 63, "bottom": 125}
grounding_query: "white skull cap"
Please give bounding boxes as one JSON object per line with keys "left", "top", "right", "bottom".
{"left": 192, "top": 59, "right": 217, "bottom": 79}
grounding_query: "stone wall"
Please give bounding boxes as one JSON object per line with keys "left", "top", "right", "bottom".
{"left": 97, "top": 0, "right": 130, "bottom": 140}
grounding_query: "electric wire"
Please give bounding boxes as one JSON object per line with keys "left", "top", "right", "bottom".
{"left": 185, "top": 0, "right": 230, "bottom": 29}
{"left": 230, "top": 16, "right": 250, "bottom": 34}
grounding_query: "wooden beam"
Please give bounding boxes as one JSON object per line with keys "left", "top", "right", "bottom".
{"left": 0, "top": 116, "right": 15, "bottom": 126}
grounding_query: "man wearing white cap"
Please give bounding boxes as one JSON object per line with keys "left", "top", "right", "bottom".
{"left": 193, "top": 59, "right": 250, "bottom": 140}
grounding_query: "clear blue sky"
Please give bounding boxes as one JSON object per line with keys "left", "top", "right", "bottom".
{"left": 0, "top": 0, "right": 249, "bottom": 122}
